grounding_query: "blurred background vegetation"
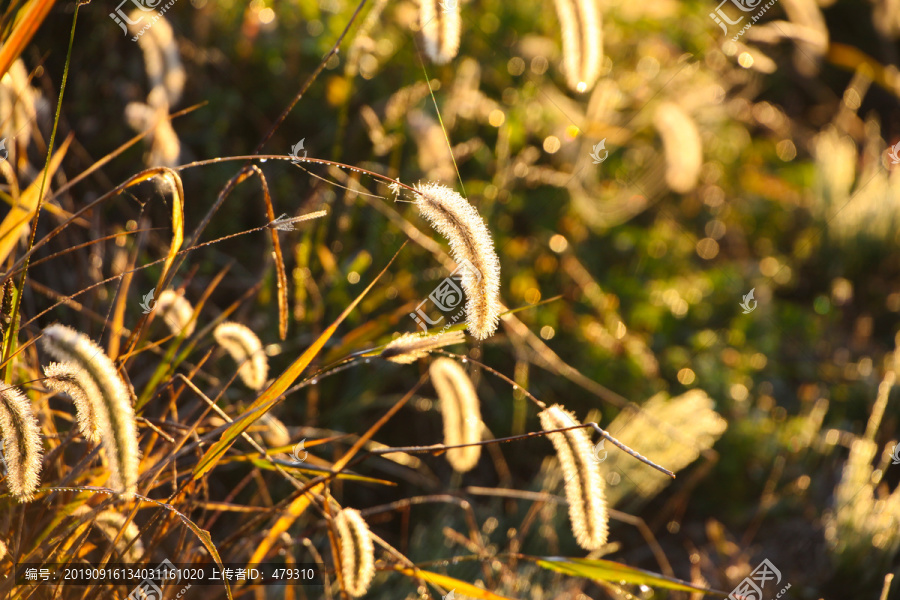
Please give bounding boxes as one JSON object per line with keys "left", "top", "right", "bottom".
{"left": 3, "top": 0, "right": 900, "bottom": 597}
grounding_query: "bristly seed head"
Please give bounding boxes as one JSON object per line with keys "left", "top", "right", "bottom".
{"left": 154, "top": 290, "right": 196, "bottom": 337}
{"left": 0, "top": 385, "right": 42, "bottom": 502}
{"left": 539, "top": 403, "right": 608, "bottom": 550}
{"left": 414, "top": 182, "right": 501, "bottom": 340}
{"left": 420, "top": 0, "right": 461, "bottom": 64}
{"left": 213, "top": 321, "right": 269, "bottom": 390}
{"left": 334, "top": 508, "right": 376, "bottom": 598}
{"left": 380, "top": 330, "right": 466, "bottom": 364}
{"left": 43, "top": 362, "right": 102, "bottom": 443}
{"left": 430, "top": 357, "right": 482, "bottom": 472}
{"left": 41, "top": 324, "right": 140, "bottom": 498}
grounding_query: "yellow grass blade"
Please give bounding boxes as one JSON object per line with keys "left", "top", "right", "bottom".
{"left": 0, "top": 134, "right": 71, "bottom": 264}
{"left": 0, "top": 0, "right": 57, "bottom": 79}
{"left": 392, "top": 567, "right": 519, "bottom": 600}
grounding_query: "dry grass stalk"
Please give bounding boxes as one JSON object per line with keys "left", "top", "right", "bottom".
{"left": 41, "top": 324, "right": 140, "bottom": 498}
{"left": 334, "top": 508, "right": 376, "bottom": 597}
{"left": 43, "top": 362, "right": 102, "bottom": 443}
{"left": 430, "top": 357, "right": 482, "bottom": 472}
{"left": 380, "top": 330, "right": 466, "bottom": 364}
{"left": 420, "top": 0, "right": 461, "bottom": 65}
{"left": 155, "top": 289, "right": 195, "bottom": 336}
{"left": 539, "top": 404, "right": 608, "bottom": 550}
{"left": 552, "top": 0, "right": 603, "bottom": 93}
{"left": 0, "top": 385, "right": 42, "bottom": 501}
{"left": 652, "top": 102, "right": 703, "bottom": 193}
{"left": 213, "top": 321, "right": 269, "bottom": 390}
{"left": 413, "top": 182, "right": 501, "bottom": 339}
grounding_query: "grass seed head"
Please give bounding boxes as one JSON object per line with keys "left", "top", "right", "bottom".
{"left": 381, "top": 330, "right": 466, "bottom": 364}
{"left": 214, "top": 321, "right": 269, "bottom": 390}
{"left": 430, "top": 357, "right": 482, "bottom": 472}
{"left": 0, "top": 385, "right": 42, "bottom": 502}
{"left": 414, "top": 182, "right": 501, "bottom": 339}
{"left": 335, "top": 508, "right": 376, "bottom": 597}
{"left": 41, "top": 324, "right": 140, "bottom": 498}
{"left": 43, "top": 362, "right": 102, "bottom": 443}
{"left": 539, "top": 403, "right": 608, "bottom": 550}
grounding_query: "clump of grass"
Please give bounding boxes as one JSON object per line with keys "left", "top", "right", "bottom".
{"left": 430, "top": 357, "right": 482, "bottom": 472}
{"left": 0, "top": 385, "right": 42, "bottom": 502}
{"left": 40, "top": 324, "right": 140, "bottom": 498}
{"left": 213, "top": 321, "right": 269, "bottom": 390}
{"left": 380, "top": 330, "right": 466, "bottom": 364}
{"left": 539, "top": 404, "right": 608, "bottom": 551}
{"left": 413, "top": 182, "right": 501, "bottom": 339}
{"left": 334, "top": 508, "right": 376, "bottom": 598}
{"left": 43, "top": 362, "right": 102, "bottom": 443}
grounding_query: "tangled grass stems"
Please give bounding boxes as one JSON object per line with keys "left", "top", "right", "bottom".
{"left": 40, "top": 324, "right": 139, "bottom": 498}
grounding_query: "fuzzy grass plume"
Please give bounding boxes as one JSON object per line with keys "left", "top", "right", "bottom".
{"left": 93, "top": 510, "right": 145, "bottom": 563}
{"left": 552, "top": 0, "right": 603, "bottom": 92}
{"left": 334, "top": 508, "right": 376, "bottom": 598}
{"left": 430, "top": 357, "right": 482, "bottom": 472}
{"left": 213, "top": 321, "right": 269, "bottom": 390}
{"left": 420, "top": 0, "right": 461, "bottom": 65}
{"left": 380, "top": 330, "right": 466, "bottom": 364}
{"left": 155, "top": 289, "right": 195, "bottom": 336}
{"left": 413, "top": 182, "right": 501, "bottom": 339}
{"left": 652, "top": 102, "right": 703, "bottom": 193}
{"left": 539, "top": 404, "right": 608, "bottom": 550}
{"left": 0, "top": 385, "right": 42, "bottom": 501}
{"left": 43, "top": 362, "right": 101, "bottom": 443}
{"left": 41, "top": 324, "right": 139, "bottom": 497}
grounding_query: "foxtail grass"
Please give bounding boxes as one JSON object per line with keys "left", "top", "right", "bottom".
{"left": 154, "top": 289, "right": 195, "bottom": 336}
{"left": 430, "top": 357, "right": 482, "bottom": 472}
{"left": 334, "top": 508, "right": 376, "bottom": 598}
{"left": 380, "top": 330, "right": 466, "bottom": 364}
{"left": 420, "top": 0, "right": 461, "bottom": 64}
{"left": 552, "top": 0, "right": 603, "bottom": 92}
{"left": 413, "top": 182, "right": 501, "bottom": 339}
{"left": 652, "top": 102, "right": 703, "bottom": 193}
{"left": 539, "top": 404, "right": 608, "bottom": 550}
{"left": 43, "top": 362, "right": 102, "bottom": 443}
{"left": 213, "top": 321, "right": 269, "bottom": 390}
{"left": 0, "top": 385, "right": 42, "bottom": 501}
{"left": 41, "top": 324, "right": 140, "bottom": 498}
